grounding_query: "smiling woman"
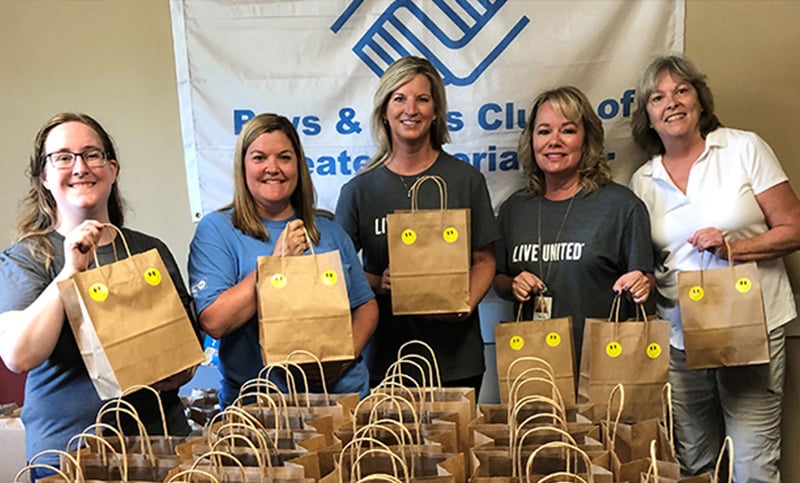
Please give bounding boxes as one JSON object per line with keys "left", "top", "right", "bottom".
{"left": 493, "top": 86, "right": 654, "bottom": 363}
{"left": 188, "top": 112, "right": 378, "bottom": 408}
{"left": 0, "top": 113, "right": 197, "bottom": 478}
{"left": 629, "top": 54, "right": 800, "bottom": 481}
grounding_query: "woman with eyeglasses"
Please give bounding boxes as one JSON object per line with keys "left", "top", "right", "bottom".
{"left": 0, "top": 113, "right": 197, "bottom": 477}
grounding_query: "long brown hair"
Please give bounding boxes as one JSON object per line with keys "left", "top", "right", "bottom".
{"left": 16, "top": 112, "right": 125, "bottom": 266}
{"left": 224, "top": 113, "right": 320, "bottom": 244}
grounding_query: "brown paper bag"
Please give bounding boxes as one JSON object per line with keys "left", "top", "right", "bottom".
{"left": 495, "top": 302, "right": 576, "bottom": 406}
{"left": 256, "top": 228, "right": 354, "bottom": 365}
{"left": 57, "top": 225, "right": 204, "bottom": 400}
{"left": 578, "top": 300, "right": 669, "bottom": 422}
{"left": 387, "top": 175, "right": 471, "bottom": 315}
{"left": 677, "top": 254, "right": 768, "bottom": 369}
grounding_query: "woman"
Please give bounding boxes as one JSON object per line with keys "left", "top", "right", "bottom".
{"left": 188, "top": 113, "right": 377, "bottom": 408}
{"left": 630, "top": 54, "right": 800, "bottom": 481}
{"left": 335, "top": 56, "right": 499, "bottom": 393}
{"left": 0, "top": 113, "right": 195, "bottom": 476}
{"left": 494, "top": 86, "right": 653, "bottom": 356}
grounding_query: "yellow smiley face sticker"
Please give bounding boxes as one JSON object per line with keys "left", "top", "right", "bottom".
{"left": 401, "top": 229, "right": 417, "bottom": 245}
{"left": 509, "top": 335, "right": 524, "bottom": 351}
{"left": 735, "top": 277, "right": 752, "bottom": 294}
{"left": 605, "top": 341, "right": 622, "bottom": 358}
{"left": 321, "top": 270, "right": 338, "bottom": 286}
{"left": 270, "top": 273, "right": 287, "bottom": 289}
{"left": 545, "top": 332, "right": 561, "bottom": 348}
{"left": 646, "top": 342, "right": 662, "bottom": 359}
{"left": 143, "top": 267, "right": 162, "bottom": 286}
{"left": 442, "top": 227, "right": 459, "bottom": 243}
{"left": 88, "top": 282, "right": 109, "bottom": 302}
{"left": 688, "top": 285, "right": 704, "bottom": 301}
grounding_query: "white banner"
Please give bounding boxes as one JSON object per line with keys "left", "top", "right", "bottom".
{"left": 170, "top": 0, "right": 684, "bottom": 221}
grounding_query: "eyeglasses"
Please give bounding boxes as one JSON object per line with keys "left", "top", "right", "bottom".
{"left": 44, "top": 149, "right": 109, "bottom": 170}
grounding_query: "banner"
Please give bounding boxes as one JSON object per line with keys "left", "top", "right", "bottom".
{"left": 170, "top": 0, "right": 684, "bottom": 221}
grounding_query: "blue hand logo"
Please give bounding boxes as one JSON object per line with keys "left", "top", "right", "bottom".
{"left": 332, "top": 0, "right": 529, "bottom": 86}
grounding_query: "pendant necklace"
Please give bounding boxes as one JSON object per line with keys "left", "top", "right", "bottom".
{"left": 534, "top": 190, "right": 577, "bottom": 318}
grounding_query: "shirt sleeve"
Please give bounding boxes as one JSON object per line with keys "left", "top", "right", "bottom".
{"left": 188, "top": 214, "right": 242, "bottom": 314}
{"left": 329, "top": 221, "right": 374, "bottom": 308}
{"left": 621, "top": 195, "right": 655, "bottom": 274}
{"left": 742, "top": 131, "right": 788, "bottom": 195}
{"left": 334, "top": 181, "right": 361, "bottom": 251}
{"left": 469, "top": 173, "right": 501, "bottom": 250}
{"left": 494, "top": 196, "right": 511, "bottom": 275}
{"left": 0, "top": 243, "right": 49, "bottom": 313}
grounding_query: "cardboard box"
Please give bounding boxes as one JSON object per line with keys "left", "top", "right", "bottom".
{"left": 0, "top": 417, "right": 26, "bottom": 483}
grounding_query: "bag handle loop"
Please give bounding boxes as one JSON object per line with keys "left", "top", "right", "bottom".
{"left": 408, "top": 174, "right": 447, "bottom": 211}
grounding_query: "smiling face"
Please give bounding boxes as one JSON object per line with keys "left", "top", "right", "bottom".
{"left": 384, "top": 73, "right": 437, "bottom": 148}
{"left": 531, "top": 101, "right": 585, "bottom": 182}
{"left": 244, "top": 130, "right": 299, "bottom": 220}
{"left": 40, "top": 121, "right": 118, "bottom": 228}
{"left": 646, "top": 70, "right": 703, "bottom": 144}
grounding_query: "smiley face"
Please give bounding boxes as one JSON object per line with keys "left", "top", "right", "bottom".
{"left": 270, "top": 273, "right": 287, "bottom": 289}
{"left": 401, "top": 229, "right": 417, "bottom": 245}
{"left": 442, "top": 227, "right": 459, "bottom": 243}
{"left": 143, "top": 267, "right": 162, "bottom": 286}
{"left": 688, "top": 285, "right": 704, "bottom": 301}
{"left": 545, "top": 332, "right": 561, "bottom": 348}
{"left": 509, "top": 335, "right": 524, "bottom": 351}
{"left": 605, "top": 341, "right": 622, "bottom": 358}
{"left": 88, "top": 282, "right": 109, "bottom": 302}
{"left": 735, "top": 277, "right": 752, "bottom": 294}
{"left": 321, "top": 269, "right": 338, "bottom": 286}
{"left": 646, "top": 342, "right": 662, "bottom": 359}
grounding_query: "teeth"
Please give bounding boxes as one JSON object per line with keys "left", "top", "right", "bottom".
{"left": 666, "top": 113, "right": 685, "bottom": 122}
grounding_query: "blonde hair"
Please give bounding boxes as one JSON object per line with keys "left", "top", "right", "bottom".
{"left": 517, "top": 86, "right": 611, "bottom": 196}
{"left": 360, "top": 56, "right": 450, "bottom": 173}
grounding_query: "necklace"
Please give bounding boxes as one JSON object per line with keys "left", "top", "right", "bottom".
{"left": 537, "top": 192, "right": 577, "bottom": 294}
{"left": 397, "top": 174, "right": 417, "bottom": 198}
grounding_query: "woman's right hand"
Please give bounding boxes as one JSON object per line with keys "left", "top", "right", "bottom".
{"left": 273, "top": 219, "right": 308, "bottom": 256}
{"left": 60, "top": 220, "right": 107, "bottom": 279}
{"left": 511, "top": 271, "right": 545, "bottom": 303}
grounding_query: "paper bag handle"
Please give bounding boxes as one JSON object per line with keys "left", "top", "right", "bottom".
{"left": 351, "top": 447, "right": 410, "bottom": 483}
{"left": 121, "top": 384, "right": 169, "bottom": 436}
{"left": 191, "top": 450, "right": 248, "bottom": 482}
{"left": 211, "top": 432, "right": 269, "bottom": 474}
{"left": 661, "top": 382, "right": 677, "bottom": 460}
{"left": 287, "top": 349, "right": 332, "bottom": 402}
{"left": 278, "top": 223, "right": 317, "bottom": 258}
{"left": 524, "top": 441, "right": 593, "bottom": 483}
{"left": 14, "top": 464, "right": 74, "bottom": 483}
{"left": 715, "top": 436, "right": 734, "bottom": 483}
{"left": 604, "top": 383, "right": 625, "bottom": 452}
{"left": 29, "top": 449, "right": 84, "bottom": 482}
{"left": 408, "top": 174, "right": 448, "bottom": 211}
{"left": 89, "top": 223, "right": 132, "bottom": 268}
{"left": 166, "top": 468, "right": 220, "bottom": 483}
{"left": 397, "top": 340, "right": 443, "bottom": 389}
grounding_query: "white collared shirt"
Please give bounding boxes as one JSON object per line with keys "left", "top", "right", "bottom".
{"left": 630, "top": 127, "right": 796, "bottom": 349}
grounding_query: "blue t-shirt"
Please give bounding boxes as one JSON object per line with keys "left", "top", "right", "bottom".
{"left": 188, "top": 210, "right": 374, "bottom": 407}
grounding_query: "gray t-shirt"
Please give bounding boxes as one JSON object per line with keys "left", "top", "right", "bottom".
{"left": 336, "top": 152, "right": 500, "bottom": 382}
{"left": 496, "top": 182, "right": 654, "bottom": 352}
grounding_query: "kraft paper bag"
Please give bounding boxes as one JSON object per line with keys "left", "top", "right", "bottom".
{"left": 677, "top": 254, "right": 768, "bottom": 369}
{"left": 57, "top": 225, "right": 204, "bottom": 400}
{"left": 387, "top": 175, "right": 471, "bottom": 315}
{"left": 495, "top": 301, "right": 576, "bottom": 406}
{"left": 256, "top": 230, "right": 355, "bottom": 366}
{"left": 578, "top": 300, "right": 670, "bottom": 423}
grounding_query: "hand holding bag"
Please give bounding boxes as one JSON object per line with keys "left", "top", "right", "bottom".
{"left": 58, "top": 224, "right": 204, "bottom": 399}
{"left": 256, "top": 226, "right": 355, "bottom": 366}
{"left": 387, "top": 175, "right": 471, "bottom": 315}
{"left": 495, "top": 300, "right": 576, "bottom": 406}
{"left": 677, "top": 245, "right": 769, "bottom": 369}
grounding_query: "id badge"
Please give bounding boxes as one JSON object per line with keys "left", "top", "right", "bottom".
{"left": 533, "top": 295, "right": 553, "bottom": 320}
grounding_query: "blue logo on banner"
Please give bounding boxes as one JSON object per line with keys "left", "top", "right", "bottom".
{"left": 331, "top": 0, "right": 529, "bottom": 86}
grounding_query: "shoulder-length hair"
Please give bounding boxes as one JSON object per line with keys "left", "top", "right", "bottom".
{"left": 360, "top": 56, "right": 451, "bottom": 173}
{"left": 16, "top": 112, "right": 126, "bottom": 266}
{"left": 224, "top": 113, "right": 320, "bottom": 245}
{"left": 631, "top": 54, "right": 722, "bottom": 157}
{"left": 517, "top": 86, "right": 611, "bottom": 196}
